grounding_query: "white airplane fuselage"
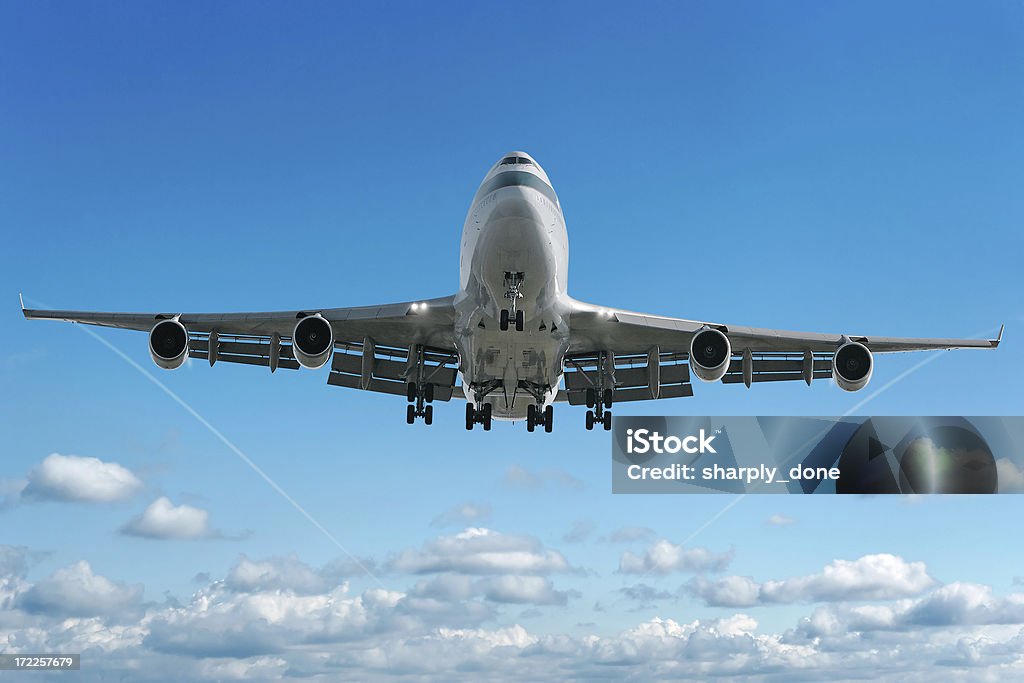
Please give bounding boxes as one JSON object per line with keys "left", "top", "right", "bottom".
{"left": 453, "top": 152, "right": 572, "bottom": 420}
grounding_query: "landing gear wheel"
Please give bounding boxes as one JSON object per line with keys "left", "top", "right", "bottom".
{"left": 527, "top": 404, "right": 536, "bottom": 432}
{"left": 424, "top": 383, "right": 434, "bottom": 403}
{"left": 544, "top": 405, "right": 553, "bottom": 433}
{"left": 483, "top": 403, "right": 493, "bottom": 431}
{"left": 515, "top": 309, "right": 524, "bottom": 332}
{"left": 406, "top": 405, "right": 416, "bottom": 424}
{"left": 603, "top": 411, "right": 612, "bottom": 431}
{"left": 424, "top": 405, "right": 433, "bottom": 425}
{"left": 585, "top": 410, "right": 595, "bottom": 431}
{"left": 585, "top": 388, "right": 596, "bottom": 408}
{"left": 466, "top": 403, "right": 475, "bottom": 431}
{"left": 603, "top": 388, "right": 613, "bottom": 409}
{"left": 500, "top": 309, "right": 509, "bottom": 331}
{"left": 407, "top": 382, "right": 417, "bottom": 402}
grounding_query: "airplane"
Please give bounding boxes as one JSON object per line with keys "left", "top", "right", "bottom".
{"left": 23, "top": 151, "right": 1003, "bottom": 433}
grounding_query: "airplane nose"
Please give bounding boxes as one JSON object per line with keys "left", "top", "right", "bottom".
{"left": 499, "top": 150, "right": 538, "bottom": 166}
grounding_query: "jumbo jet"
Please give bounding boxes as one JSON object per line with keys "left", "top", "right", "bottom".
{"left": 23, "top": 151, "right": 1002, "bottom": 432}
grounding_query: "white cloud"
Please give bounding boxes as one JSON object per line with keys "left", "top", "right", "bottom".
{"left": 688, "top": 553, "right": 936, "bottom": 607}
{"left": 618, "top": 540, "right": 733, "bottom": 575}
{"left": 390, "top": 528, "right": 571, "bottom": 575}
{"left": 477, "top": 576, "right": 574, "bottom": 606}
{"left": 431, "top": 502, "right": 492, "bottom": 528}
{"left": 767, "top": 513, "right": 796, "bottom": 526}
{"left": 225, "top": 554, "right": 337, "bottom": 595}
{"left": 16, "top": 561, "right": 142, "bottom": 619}
{"left": 122, "top": 497, "right": 211, "bottom": 539}
{"left": 686, "top": 575, "right": 762, "bottom": 608}
{"left": 23, "top": 454, "right": 142, "bottom": 503}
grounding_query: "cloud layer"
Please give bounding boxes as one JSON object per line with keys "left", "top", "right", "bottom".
{"left": 2, "top": 543, "right": 1024, "bottom": 681}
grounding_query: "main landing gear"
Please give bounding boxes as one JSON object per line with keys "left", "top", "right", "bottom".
{"left": 585, "top": 387, "right": 613, "bottom": 431}
{"left": 500, "top": 271, "right": 525, "bottom": 332}
{"left": 406, "top": 380, "right": 434, "bottom": 425}
{"left": 526, "top": 404, "right": 554, "bottom": 433}
{"left": 466, "top": 402, "right": 493, "bottom": 431}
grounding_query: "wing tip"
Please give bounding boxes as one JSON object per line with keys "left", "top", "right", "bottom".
{"left": 993, "top": 324, "right": 1004, "bottom": 347}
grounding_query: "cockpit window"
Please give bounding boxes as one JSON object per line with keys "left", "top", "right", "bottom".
{"left": 500, "top": 156, "right": 533, "bottom": 166}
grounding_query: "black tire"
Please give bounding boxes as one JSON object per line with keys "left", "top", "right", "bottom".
{"left": 424, "top": 405, "right": 433, "bottom": 425}
{"left": 424, "top": 383, "right": 434, "bottom": 403}
{"left": 527, "top": 404, "right": 536, "bottom": 432}
{"left": 466, "top": 403, "right": 475, "bottom": 431}
{"left": 483, "top": 403, "right": 493, "bottom": 431}
{"left": 603, "top": 411, "right": 612, "bottom": 431}
{"left": 500, "top": 309, "right": 509, "bottom": 331}
{"left": 406, "top": 405, "right": 416, "bottom": 424}
{"left": 585, "top": 410, "right": 594, "bottom": 431}
{"left": 544, "top": 405, "right": 553, "bottom": 433}
{"left": 407, "top": 382, "right": 417, "bottom": 402}
{"left": 515, "top": 309, "right": 524, "bottom": 332}
{"left": 585, "top": 388, "right": 596, "bottom": 408}
{"left": 603, "top": 388, "right": 613, "bottom": 409}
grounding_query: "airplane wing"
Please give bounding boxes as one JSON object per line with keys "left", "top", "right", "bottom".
{"left": 563, "top": 299, "right": 1002, "bottom": 406}
{"left": 23, "top": 295, "right": 464, "bottom": 401}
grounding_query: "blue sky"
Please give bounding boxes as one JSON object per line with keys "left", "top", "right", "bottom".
{"left": 2, "top": 2, "right": 1023, "bottom": 680}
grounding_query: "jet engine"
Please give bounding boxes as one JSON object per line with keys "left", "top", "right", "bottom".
{"left": 689, "top": 327, "right": 731, "bottom": 382}
{"left": 292, "top": 314, "right": 334, "bottom": 369}
{"left": 833, "top": 341, "right": 873, "bottom": 392}
{"left": 149, "top": 319, "right": 189, "bottom": 370}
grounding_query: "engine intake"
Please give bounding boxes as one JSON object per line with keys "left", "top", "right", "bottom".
{"left": 689, "top": 327, "right": 731, "bottom": 382}
{"left": 833, "top": 341, "right": 873, "bottom": 392}
{"left": 292, "top": 314, "right": 334, "bottom": 369}
{"left": 149, "top": 319, "right": 189, "bottom": 370}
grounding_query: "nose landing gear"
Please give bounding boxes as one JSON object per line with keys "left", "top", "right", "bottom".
{"left": 500, "top": 272, "right": 525, "bottom": 332}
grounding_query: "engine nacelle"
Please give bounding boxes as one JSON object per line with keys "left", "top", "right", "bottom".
{"left": 689, "top": 327, "right": 731, "bottom": 382}
{"left": 291, "top": 314, "right": 334, "bottom": 369}
{"left": 833, "top": 341, "right": 873, "bottom": 392}
{"left": 149, "top": 319, "right": 189, "bottom": 370}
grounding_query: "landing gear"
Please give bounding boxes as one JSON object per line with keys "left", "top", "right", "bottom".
{"left": 500, "top": 272, "right": 526, "bottom": 332}
{"left": 466, "top": 402, "right": 492, "bottom": 431}
{"left": 406, "top": 385, "right": 435, "bottom": 425}
{"left": 585, "top": 409, "right": 613, "bottom": 431}
{"left": 526, "top": 403, "right": 554, "bottom": 433}
{"left": 577, "top": 351, "right": 615, "bottom": 431}
{"left": 404, "top": 346, "right": 438, "bottom": 425}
